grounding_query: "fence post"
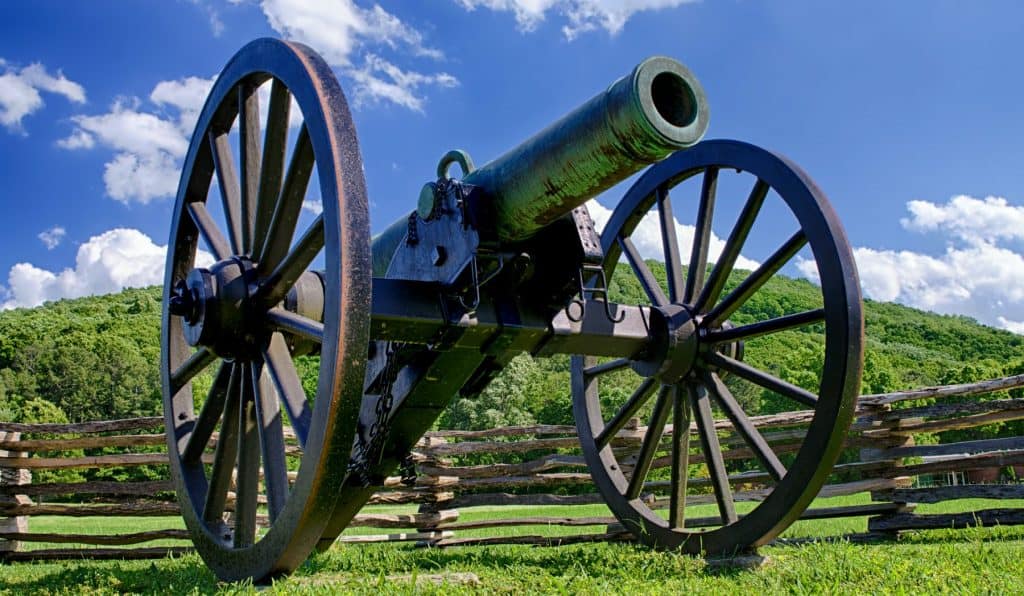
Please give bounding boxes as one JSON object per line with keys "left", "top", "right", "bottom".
{"left": 414, "top": 435, "right": 458, "bottom": 544}
{"left": 0, "top": 431, "right": 32, "bottom": 556}
{"left": 857, "top": 403, "right": 915, "bottom": 537}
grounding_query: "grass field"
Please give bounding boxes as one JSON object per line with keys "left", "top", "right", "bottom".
{"left": 3, "top": 495, "right": 1023, "bottom": 594}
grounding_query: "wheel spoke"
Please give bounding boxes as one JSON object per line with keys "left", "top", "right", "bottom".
{"left": 704, "top": 309, "right": 825, "bottom": 344}
{"left": 255, "top": 79, "right": 290, "bottom": 255}
{"left": 239, "top": 81, "right": 261, "bottom": 255}
{"left": 705, "top": 351, "right": 819, "bottom": 408}
{"left": 257, "top": 124, "right": 313, "bottom": 275}
{"left": 657, "top": 186, "right": 684, "bottom": 303}
{"left": 182, "top": 362, "right": 231, "bottom": 463}
{"left": 583, "top": 358, "right": 631, "bottom": 378}
{"left": 669, "top": 384, "right": 691, "bottom": 529}
{"left": 234, "top": 363, "right": 260, "bottom": 548}
{"left": 626, "top": 385, "right": 673, "bottom": 500}
{"left": 204, "top": 364, "right": 241, "bottom": 523}
{"left": 596, "top": 377, "right": 658, "bottom": 449}
{"left": 688, "top": 382, "right": 736, "bottom": 524}
{"left": 704, "top": 231, "right": 807, "bottom": 327}
{"left": 263, "top": 332, "right": 311, "bottom": 448}
{"left": 170, "top": 347, "right": 217, "bottom": 395}
{"left": 619, "top": 235, "right": 669, "bottom": 307}
{"left": 267, "top": 307, "right": 324, "bottom": 344}
{"left": 252, "top": 361, "right": 288, "bottom": 523}
{"left": 209, "top": 128, "right": 243, "bottom": 256}
{"left": 683, "top": 166, "right": 718, "bottom": 304}
{"left": 704, "top": 372, "right": 786, "bottom": 482}
{"left": 256, "top": 215, "right": 324, "bottom": 310}
{"left": 188, "top": 202, "right": 232, "bottom": 261}
{"left": 693, "top": 179, "right": 769, "bottom": 313}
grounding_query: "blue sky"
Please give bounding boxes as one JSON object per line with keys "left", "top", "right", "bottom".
{"left": 2, "top": 1, "right": 1024, "bottom": 331}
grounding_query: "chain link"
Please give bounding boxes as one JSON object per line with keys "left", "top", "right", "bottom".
{"left": 348, "top": 342, "right": 402, "bottom": 487}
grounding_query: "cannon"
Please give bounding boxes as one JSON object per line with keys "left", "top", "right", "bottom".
{"left": 161, "top": 38, "right": 863, "bottom": 581}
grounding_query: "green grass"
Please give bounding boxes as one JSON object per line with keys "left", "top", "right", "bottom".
{"left": 4, "top": 496, "right": 1024, "bottom": 594}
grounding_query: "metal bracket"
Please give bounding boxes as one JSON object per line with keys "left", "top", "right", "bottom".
{"left": 453, "top": 253, "right": 506, "bottom": 315}
{"left": 567, "top": 264, "right": 625, "bottom": 324}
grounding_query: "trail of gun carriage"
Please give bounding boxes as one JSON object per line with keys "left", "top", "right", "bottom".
{"left": 2, "top": 38, "right": 1023, "bottom": 593}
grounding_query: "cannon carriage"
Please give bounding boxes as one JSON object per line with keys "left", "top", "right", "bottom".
{"left": 161, "top": 38, "right": 863, "bottom": 581}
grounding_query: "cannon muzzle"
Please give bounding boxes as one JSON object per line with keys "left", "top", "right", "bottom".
{"left": 467, "top": 56, "right": 708, "bottom": 241}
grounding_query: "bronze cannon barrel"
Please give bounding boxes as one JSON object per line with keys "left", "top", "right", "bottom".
{"left": 372, "top": 55, "right": 709, "bottom": 272}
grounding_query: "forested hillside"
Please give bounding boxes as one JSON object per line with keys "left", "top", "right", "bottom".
{"left": 1, "top": 265, "right": 1022, "bottom": 430}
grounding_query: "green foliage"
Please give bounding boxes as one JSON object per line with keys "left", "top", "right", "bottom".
{"left": 439, "top": 355, "right": 544, "bottom": 430}
{"left": 0, "top": 287, "right": 162, "bottom": 424}
{"left": 1, "top": 263, "right": 1023, "bottom": 438}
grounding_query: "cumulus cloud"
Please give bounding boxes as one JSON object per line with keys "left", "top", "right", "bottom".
{"left": 456, "top": 0, "right": 698, "bottom": 39}
{"left": 58, "top": 76, "right": 215, "bottom": 204}
{"left": 257, "top": 0, "right": 456, "bottom": 110}
{"left": 901, "top": 194, "right": 1024, "bottom": 246}
{"left": 798, "top": 194, "right": 1024, "bottom": 334}
{"left": 348, "top": 54, "right": 458, "bottom": 112}
{"left": 1, "top": 228, "right": 213, "bottom": 310}
{"left": 586, "top": 199, "right": 760, "bottom": 272}
{"left": 0, "top": 60, "right": 85, "bottom": 133}
{"left": 37, "top": 226, "right": 66, "bottom": 250}
{"left": 149, "top": 75, "right": 216, "bottom": 135}
{"left": 56, "top": 128, "right": 94, "bottom": 149}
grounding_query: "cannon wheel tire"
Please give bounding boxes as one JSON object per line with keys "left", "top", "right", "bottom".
{"left": 161, "top": 38, "right": 371, "bottom": 582}
{"left": 573, "top": 139, "right": 863, "bottom": 554}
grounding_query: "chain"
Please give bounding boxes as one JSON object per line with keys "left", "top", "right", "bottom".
{"left": 348, "top": 342, "right": 402, "bottom": 487}
{"left": 399, "top": 453, "right": 418, "bottom": 487}
{"left": 406, "top": 212, "right": 419, "bottom": 246}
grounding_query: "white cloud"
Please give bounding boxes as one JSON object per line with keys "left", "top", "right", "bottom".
{"left": 257, "top": 0, "right": 456, "bottom": 110}
{"left": 348, "top": 54, "right": 457, "bottom": 112}
{"left": 798, "top": 194, "right": 1024, "bottom": 334}
{"left": 901, "top": 194, "right": 1024, "bottom": 246}
{"left": 58, "top": 76, "right": 215, "bottom": 204}
{"left": 302, "top": 198, "right": 323, "bottom": 215}
{"left": 0, "top": 60, "right": 85, "bottom": 133}
{"left": 586, "top": 199, "right": 760, "bottom": 272}
{"left": 188, "top": 0, "right": 225, "bottom": 37}
{"left": 150, "top": 75, "right": 216, "bottom": 135}
{"left": 1, "top": 228, "right": 213, "bottom": 310}
{"left": 56, "top": 128, "right": 94, "bottom": 149}
{"left": 997, "top": 317, "right": 1024, "bottom": 334}
{"left": 456, "top": 0, "right": 697, "bottom": 39}
{"left": 261, "top": 0, "right": 442, "bottom": 65}
{"left": 102, "top": 150, "right": 182, "bottom": 204}
{"left": 37, "top": 226, "right": 66, "bottom": 250}
{"left": 67, "top": 99, "right": 190, "bottom": 158}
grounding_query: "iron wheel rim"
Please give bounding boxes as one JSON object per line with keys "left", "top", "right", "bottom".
{"left": 160, "top": 38, "right": 371, "bottom": 582}
{"left": 573, "top": 139, "right": 863, "bottom": 553}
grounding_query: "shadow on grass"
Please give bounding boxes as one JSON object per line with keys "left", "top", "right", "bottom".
{"left": 773, "top": 525, "right": 1024, "bottom": 548}
{"left": 2, "top": 554, "right": 223, "bottom": 593}
{"left": 303, "top": 540, "right": 774, "bottom": 584}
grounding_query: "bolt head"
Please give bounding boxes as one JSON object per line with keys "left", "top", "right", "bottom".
{"left": 417, "top": 182, "right": 438, "bottom": 220}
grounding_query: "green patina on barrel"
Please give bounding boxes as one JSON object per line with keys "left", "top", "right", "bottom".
{"left": 372, "top": 56, "right": 709, "bottom": 275}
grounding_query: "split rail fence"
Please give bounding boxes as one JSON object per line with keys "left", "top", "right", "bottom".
{"left": 2, "top": 374, "right": 1024, "bottom": 560}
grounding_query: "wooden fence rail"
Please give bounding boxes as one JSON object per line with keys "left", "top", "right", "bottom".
{"left": 1, "top": 374, "right": 1024, "bottom": 559}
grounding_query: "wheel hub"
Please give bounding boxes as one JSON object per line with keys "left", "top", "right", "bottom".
{"left": 170, "top": 258, "right": 265, "bottom": 359}
{"left": 632, "top": 303, "right": 699, "bottom": 383}
{"left": 629, "top": 304, "right": 746, "bottom": 383}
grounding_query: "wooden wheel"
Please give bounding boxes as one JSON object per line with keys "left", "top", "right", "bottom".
{"left": 573, "top": 140, "right": 863, "bottom": 554}
{"left": 161, "top": 38, "right": 371, "bottom": 582}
